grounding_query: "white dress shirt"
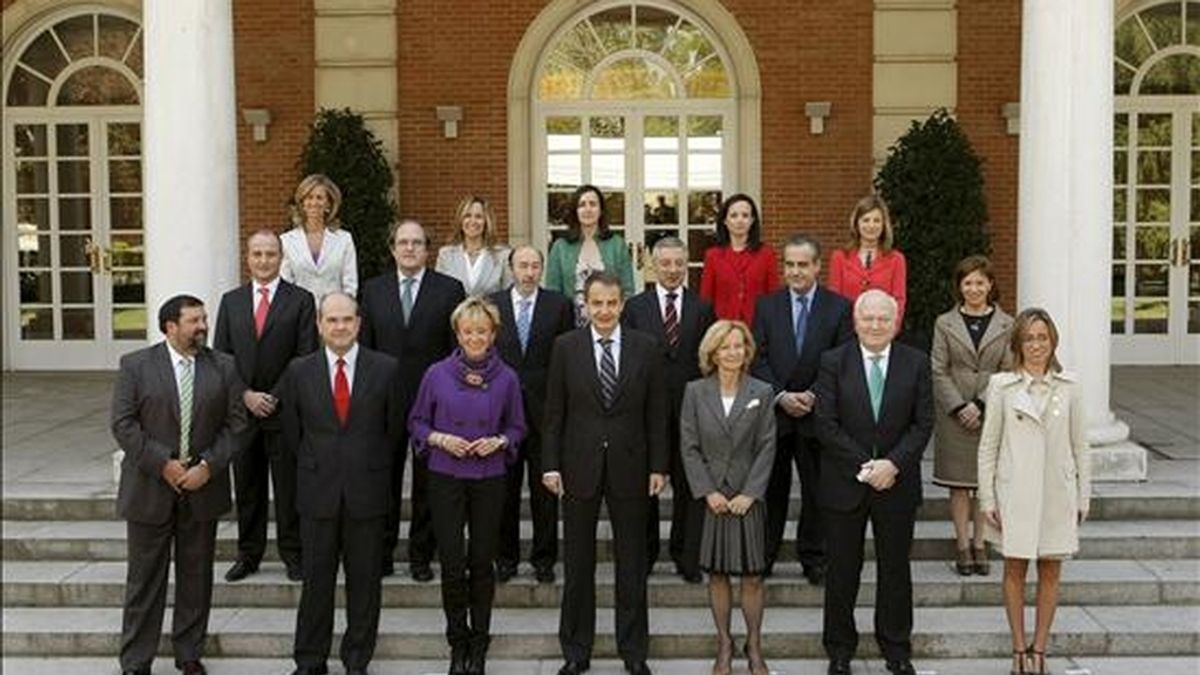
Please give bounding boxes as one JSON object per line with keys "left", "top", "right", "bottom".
{"left": 253, "top": 275, "right": 281, "bottom": 307}
{"left": 860, "top": 342, "right": 892, "bottom": 382}
{"left": 325, "top": 343, "right": 359, "bottom": 395}
{"left": 165, "top": 340, "right": 194, "bottom": 395}
{"left": 655, "top": 283, "right": 683, "bottom": 322}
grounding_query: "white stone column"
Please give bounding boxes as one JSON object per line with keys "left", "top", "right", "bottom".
{"left": 1017, "top": 0, "right": 1143, "bottom": 479}
{"left": 143, "top": 0, "right": 240, "bottom": 329}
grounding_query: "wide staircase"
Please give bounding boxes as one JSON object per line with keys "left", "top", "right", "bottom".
{"left": 3, "top": 467, "right": 1199, "bottom": 674}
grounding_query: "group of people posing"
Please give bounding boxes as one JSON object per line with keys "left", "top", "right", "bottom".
{"left": 111, "top": 177, "right": 1091, "bottom": 675}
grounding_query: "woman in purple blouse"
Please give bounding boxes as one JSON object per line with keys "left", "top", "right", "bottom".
{"left": 408, "top": 296, "right": 527, "bottom": 675}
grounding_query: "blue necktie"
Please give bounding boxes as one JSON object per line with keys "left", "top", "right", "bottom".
{"left": 517, "top": 298, "right": 532, "bottom": 353}
{"left": 794, "top": 294, "right": 809, "bottom": 356}
{"left": 599, "top": 338, "right": 617, "bottom": 408}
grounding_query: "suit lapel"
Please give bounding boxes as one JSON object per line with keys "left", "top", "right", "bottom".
{"left": 153, "top": 342, "right": 182, "bottom": 427}
{"left": 845, "top": 345, "right": 875, "bottom": 426}
{"left": 978, "top": 309, "right": 1012, "bottom": 354}
{"left": 407, "top": 273, "right": 439, "bottom": 329}
{"left": 721, "top": 377, "right": 757, "bottom": 434}
{"left": 311, "top": 350, "right": 339, "bottom": 426}
{"left": 777, "top": 292, "right": 798, "bottom": 354}
{"left": 583, "top": 331, "right": 607, "bottom": 408}
{"left": 610, "top": 331, "right": 636, "bottom": 407}
{"left": 259, "top": 281, "right": 293, "bottom": 341}
{"left": 699, "top": 377, "right": 730, "bottom": 434}
{"left": 943, "top": 309, "right": 977, "bottom": 354}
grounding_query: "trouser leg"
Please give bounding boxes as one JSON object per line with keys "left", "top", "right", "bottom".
{"left": 294, "top": 516, "right": 339, "bottom": 669}
{"left": 264, "top": 428, "right": 302, "bottom": 567}
{"left": 559, "top": 491, "right": 601, "bottom": 663}
{"left": 120, "top": 516, "right": 173, "bottom": 671}
{"left": 428, "top": 471, "right": 471, "bottom": 647}
{"left": 871, "top": 505, "right": 916, "bottom": 662}
{"left": 169, "top": 499, "right": 217, "bottom": 665}
{"left": 822, "top": 505, "right": 868, "bottom": 660}
{"left": 233, "top": 429, "right": 269, "bottom": 564}
{"left": 608, "top": 491, "right": 650, "bottom": 664}
{"left": 466, "top": 476, "right": 506, "bottom": 638}
{"left": 340, "top": 512, "right": 385, "bottom": 670}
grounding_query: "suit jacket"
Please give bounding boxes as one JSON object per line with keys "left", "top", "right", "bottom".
{"left": 544, "top": 235, "right": 636, "bottom": 298}
{"left": 542, "top": 327, "right": 669, "bottom": 499}
{"left": 621, "top": 287, "right": 715, "bottom": 414}
{"left": 279, "top": 227, "right": 358, "bottom": 299}
{"left": 213, "top": 279, "right": 318, "bottom": 430}
{"left": 679, "top": 375, "right": 776, "bottom": 499}
{"left": 111, "top": 343, "right": 247, "bottom": 524}
{"left": 698, "top": 245, "right": 779, "bottom": 325}
{"left": 277, "top": 346, "right": 403, "bottom": 519}
{"left": 813, "top": 341, "right": 933, "bottom": 512}
{"left": 489, "top": 287, "right": 574, "bottom": 431}
{"left": 828, "top": 248, "right": 908, "bottom": 327}
{"left": 359, "top": 269, "right": 466, "bottom": 410}
{"left": 751, "top": 285, "right": 854, "bottom": 437}
{"left": 436, "top": 244, "right": 512, "bottom": 297}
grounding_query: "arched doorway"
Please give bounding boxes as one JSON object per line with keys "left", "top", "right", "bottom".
{"left": 509, "top": 0, "right": 760, "bottom": 290}
{"left": 1111, "top": 0, "right": 1200, "bottom": 364}
{"left": 2, "top": 7, "right": 145, "bottom": 369}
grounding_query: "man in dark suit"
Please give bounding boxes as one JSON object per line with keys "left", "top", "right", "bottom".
{"left": 214, "top": 229, "right": 318, "bottom": 583}
{"left": 491, "top": 245, "right": 574, "bottom": 584}
{"left": 277, "top": 292, "right": 403, "bottom": 675}
{"left": 752, "top": 234, "right": 854, "bottom": 583}
{"left": 111, "top": 294, "right": 247, "bottom": 675}
{"left": 814, "top": 289, "right": 933, "bottom": 675}
{"left": 360, "top": 219, "right": 466, "bottom": 581}
{"left": 542, "top": 271, "right": 668, "bottom": 675}
{"left": 621, "top": 236, "right": 715, "bottom": 582}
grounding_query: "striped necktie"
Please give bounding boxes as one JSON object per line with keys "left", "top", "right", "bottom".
{"left": 663, "top": 292, "right": 680, "bottom": 348}
{"left": 517, "top": 298, "right": 532, "bottom": 353}
{"left": 178, "top": 357, "right": 194, "bottom": 464}
{"left": 598, "top": 337, "right": 617, "bottom": 408}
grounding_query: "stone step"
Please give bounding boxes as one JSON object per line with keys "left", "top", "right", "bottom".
{"left": 4, "top": 559, "right": 1196, "bottom": 609}
{"left": 6, "top": 656, "right": 1200, "bottom": 675}
{"left": 3, "top": 605, "right": 1197, "bottom": 659}
{"left": 5, "top": 518, "right": 1198, "bottom": 563}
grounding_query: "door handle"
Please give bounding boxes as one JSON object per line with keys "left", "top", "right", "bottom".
{"left": 83, "top": 238, "right": 102, "bottom": 274}
{"left": 1184, "top": 238, "right": 1193, "bottom": 268}
{"left": 1170, "top": 238, "right": 1180, "bottom": 267}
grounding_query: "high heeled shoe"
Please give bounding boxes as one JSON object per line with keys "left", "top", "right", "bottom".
{"left": 1026, "top": 646, "right": 1048, "bottom": 675}
{"left": 1009, "top": 648, "right": 1027, "bottom": 675}
{"left": 742, "top": 642, "right": 769, "bottom": 675}
{"left": 711, "top": 636, "right": 733, "bottom": 675}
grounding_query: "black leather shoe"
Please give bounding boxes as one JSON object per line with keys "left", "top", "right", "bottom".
{"left": 465, "top": 637, "right": 488, "bottom": 675}
{"left": 410, "top": 562, "right": 434, "bottom": 582}
{"left": 534, "top": 565, "right": 556, "bottom": 583}
{"left": 224, "top": 559, "right": 258, "bottom": 582}
{"left": 885, "top": 659, "right": 916, "bottom": 675}
{"left": 179, "top": 661, "right": 207, "bottom": 675}
{"left": 449, "top": 644, "right": 469, "bottom": 675}
{"left": 803, "top": 566, "right": 826, "bottom": 586}
{"left": 557, "top": 660, "right": 590, "bottom": 675}
{"left": 122, "top": 669, "right": 150, "bottom": 675}
{"left": 381, "top": 559, "right": 395, "bottom": 577}
{"left": 286, "top": 563, "right": 304, "bottom": 582}
{"left": 675, "top": 563, "right": 703, "bottom": 584}
{"left": 495, "top": 561, "right": 517, "bottom": 583}
{"left": 289, "top": 666, "right": 328, "bottom": 675}
{"left": 345, "top": 669, "right": 369, "bottom": 675}
{"left": 827, "top": 657, "right": 852, "bottom": 674}
{"left": 624, "top": 661, "right": 652, "bottom": 675}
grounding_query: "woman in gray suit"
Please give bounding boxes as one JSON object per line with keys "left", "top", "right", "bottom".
{"left": 680, "top": 320, "right": 776, "bottom": 675}
{"left": 435, "top": 195, "right": 512, "bottom": 297}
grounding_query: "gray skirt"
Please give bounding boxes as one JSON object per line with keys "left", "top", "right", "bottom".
{"left": 699, "top": 500, "right": 767, "bottom": 576}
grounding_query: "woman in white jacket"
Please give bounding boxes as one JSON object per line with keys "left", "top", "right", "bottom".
{"left": 280, "top": 174, "right": 358, "bottom": 299}
{"left": 977, "top": 308, "right": 1091, "bottom": 675}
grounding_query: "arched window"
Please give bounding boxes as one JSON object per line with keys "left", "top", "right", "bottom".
{"left": 1110, "top": 1, "right": 1200, "bottom": 364}
{"left": 3, "top": 9, "right": 146, "bottom": 369}
{"left": 534, "top": 2, "right": 737, "bottom": 289}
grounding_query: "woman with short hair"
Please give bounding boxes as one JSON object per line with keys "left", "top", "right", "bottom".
{"left": 280, "top": 173, "right": 359, "bottom": 299}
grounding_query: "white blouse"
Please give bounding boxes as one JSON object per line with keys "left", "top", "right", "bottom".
{"left": 280, "top": 227, "right": 358, "bottom": 299}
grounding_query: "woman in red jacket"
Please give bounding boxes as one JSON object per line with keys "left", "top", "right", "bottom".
{"left": 828, "top": 193, "right": 907, "bottom": 329}
{"left": 699, "top": 194, "right": 779, "bottom": 325}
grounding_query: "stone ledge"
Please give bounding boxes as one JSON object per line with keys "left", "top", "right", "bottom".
{"left": 1091, "top": 441, "right": 1149, "bottom": 482}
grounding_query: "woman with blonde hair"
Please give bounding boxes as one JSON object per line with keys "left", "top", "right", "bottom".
{"left": 280, "top": 173, "right": 359, "bottom": 298}
{"left": 827, "top": 193, "right": 907, "bottom": 328}
{"left": 977, "top": 308, "right": 1090, "bottom": 675}
{"left": 680, "top": 320, "right": 776, "bottom": 675}
{"left": 435, "top": 195, "right": 512, "bottom": 297}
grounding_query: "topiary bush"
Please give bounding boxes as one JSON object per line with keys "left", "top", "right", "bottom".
{"left": 297, "top": 108, "right": 397, "bottom": 282}
{"left": 875, "top": 109, "right": 991, "bottom": 351}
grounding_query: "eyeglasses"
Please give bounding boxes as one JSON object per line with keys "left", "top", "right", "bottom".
{"left": 393, "top": 238, "right": 425, "bottom": 249}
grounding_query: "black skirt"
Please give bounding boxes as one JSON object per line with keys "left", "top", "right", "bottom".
{"left": 699, "top": 500, "right": 767, "bottom": 576}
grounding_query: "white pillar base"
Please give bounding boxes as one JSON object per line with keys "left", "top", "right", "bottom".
{"left": 1089, "top": 440, "right": 1149, "bottom": 482}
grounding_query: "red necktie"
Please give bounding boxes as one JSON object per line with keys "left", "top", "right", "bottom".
{"left": 334, "top": 358, "right": 350, "bottom": 426}
{"left": 254, "top": 287, "right": 270, "bottom": 338}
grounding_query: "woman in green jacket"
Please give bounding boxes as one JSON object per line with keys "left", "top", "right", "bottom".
{"left": 545, "top": 184, "right": 635, "bottom": 326}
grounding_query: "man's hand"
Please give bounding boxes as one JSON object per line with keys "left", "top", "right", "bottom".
{"left": 542, "top": 472, "right": 563, "bottom": 497}
{"left": 649, "top": 473, "right": 667, "bottom": 497}
{"left": 865, "top": 458, "right": 899, "bottom": 491}
{"left": 705, "top": 492, "right": 729, "bottom": 514}
{"left": 177, "top": 461, "right": 211, "bottom": 491}
{"left": 794, "top": 390, "right": 816, "bottom": 416}
{"left": 728, "top": 494, "right": 755, "bottom": 515}
{"left": 434, "top": 432, "right": 472, "bottom": 457}
{"left": 242, "top": 391, "right": 277, "bottom": 418}
{"left": 160, "top": 460, "right": 187, "bottom": 493}
{"left": 777, "top": 392, "right": 806, "bottom": 418}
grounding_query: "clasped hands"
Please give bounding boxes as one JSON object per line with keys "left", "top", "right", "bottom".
{"left": 430, "top": 432, "right": 506, "bottom": 458}
{"left": 955, "top": 402, "right": 982, "bottom": 431}
{"left": 706, "top": 492, "right": 755, "bottom": 516}
{"left": 778, "top": 390, "right": 816, "bottom": 418}
{"left": 160, "top": 459, "right": 211, "bottom": 493}
{"left": 857, "top": 458, "right": 899, "bottom": 491}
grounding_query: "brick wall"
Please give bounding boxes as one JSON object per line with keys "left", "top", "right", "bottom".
{"left": 956, "top": 0, "right": 1021, "bottom": 305}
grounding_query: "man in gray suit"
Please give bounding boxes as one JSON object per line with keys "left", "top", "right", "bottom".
{"left": 111, "top": 294, "right": 247, "bottom": 675}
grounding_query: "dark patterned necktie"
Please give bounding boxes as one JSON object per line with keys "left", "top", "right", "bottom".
{"left": 599, "top": 337, "right": 617, "bottom": 407}
{"left": 663, "top": 292, "right": 680, "bottom": 348}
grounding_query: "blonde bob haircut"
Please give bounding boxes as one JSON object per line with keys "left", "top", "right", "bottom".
{"left": 697, "top": 320, "right": 757, "bottom": 376}
{"left": 451, "top": 195, "right": 498, "bottom": 249}
{"left": 846, "top": 193, "right": 894, "bottom": 252}
{"left": 450, "top": 296, "right": 502, "bottom": 334}
{"left": 290, "top": 174, "right": 344, "bottom": 229}
{"left": 1009, "top": 307, "right": 1063, "bottom": 374}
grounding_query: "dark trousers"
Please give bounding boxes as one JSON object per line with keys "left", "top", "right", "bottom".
{"left": 822, "top": 500, "right": 916, "bottom": 662}
{"left": 428, "top": 471, "right": 506, "bottom": 647}
{"left": 120, "top": 497, "right": 217, "bottom": 671}
{"left": 664, "top": 433, "right": 704, "bottom": 576}
{"left": 382, "top": 436, "right": 436, "bottom": 567}
{"left": 498, "top": 429, "right": 558, "bottom": 571}
{"left": 560, "top": 474, "right": 649, "bottom": 664}
{"left": 766, "top": 432, "right": 826, "bottom": 570}
{"left": 232, "top": 427, "right": 300, "bottom": 567}
{"left": 294, "top": 510, "right": 384, "bottom": 670}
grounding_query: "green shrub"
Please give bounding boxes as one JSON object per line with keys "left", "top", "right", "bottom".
{"left": 875, "top": 109, "right": 991, "bottom": 351}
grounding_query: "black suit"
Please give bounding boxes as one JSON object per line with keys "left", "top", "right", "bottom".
{"left": 277, "top": 346, "right": 402, "bottom": 672}
{"left": 490, "top": 287, "right": 574, "bottom": 573}
{"left": 111, "top": 343, "right": 246, "bottom": 672}
{"left": 213, "top": 279, "right": 317, "bottom": 569}
{"left": 621, "top": 286, "right": 715, "bottom": 576}
{"left": 751, "top": 285, "right": 853, "bottom": 571}
{"left": 813, "top": 341, "right": 933, "bottom": 663}
{"left": 360, "top": 269, "right": 465, "bottom": 568}
{"left": 543, "top": 327, "right": 668, "bottom": 665}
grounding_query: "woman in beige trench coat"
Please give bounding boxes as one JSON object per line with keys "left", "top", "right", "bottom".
{"left": 977, "top": 308, "right": 1091, "bottom": 675}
